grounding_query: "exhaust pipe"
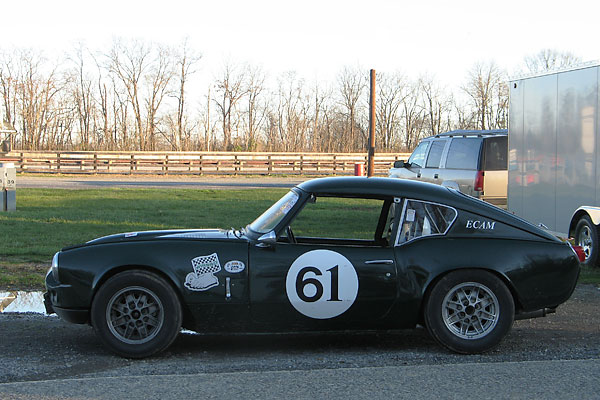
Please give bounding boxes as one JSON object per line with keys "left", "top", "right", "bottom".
{"left": 515, "top": 307, "right": 556, "bottom": 320}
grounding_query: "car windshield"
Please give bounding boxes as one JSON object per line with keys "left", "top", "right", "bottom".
{"left": 248, "top": 190, "right": 299, "bottom": 234}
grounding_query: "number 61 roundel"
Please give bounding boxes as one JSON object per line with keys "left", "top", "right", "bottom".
{"left": 285, "top": 250, "right": 359, "bottom": 319}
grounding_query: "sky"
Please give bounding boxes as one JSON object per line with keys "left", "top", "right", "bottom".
{"left": 1, "top": 0, "right": 598, "bottom": 92}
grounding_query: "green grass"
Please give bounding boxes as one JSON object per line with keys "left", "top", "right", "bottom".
{"left": 1, "top": 188, "right": 599, "bottom": 290}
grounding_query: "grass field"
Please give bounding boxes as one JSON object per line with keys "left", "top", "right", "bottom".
{"left": 0, "top": 188, "right": 599, "bottom": 289}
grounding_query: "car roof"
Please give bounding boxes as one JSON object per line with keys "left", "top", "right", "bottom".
{"left": 297, "top": 176, "right": 456, "bottom": 201}
{"left": 295, "top": 177, "right": 556, "bottom": 241}
{"left": 428, "top": 129, "right": 507, "bottom": 139}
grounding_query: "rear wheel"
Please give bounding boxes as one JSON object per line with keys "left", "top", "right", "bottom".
{"left": 575, "top": 216, "right": 599, "bottom": 267}
{"left": 424, "top": 269, "right": 514, "bottom": 354}
{"left": 91, "top": 270, "right": 182, "bottom": 358}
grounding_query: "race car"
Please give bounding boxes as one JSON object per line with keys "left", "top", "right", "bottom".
{"left": 44, "top": 177, "right": 582, "bottom": 358}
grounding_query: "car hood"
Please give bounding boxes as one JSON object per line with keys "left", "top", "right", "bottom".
{"left": 65, "top": 229, "right": 244, "bottom": 249}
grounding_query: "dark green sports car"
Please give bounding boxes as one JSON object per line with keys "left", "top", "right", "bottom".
{"left": 44, "top": 177, "right": 582, "bottom": 358}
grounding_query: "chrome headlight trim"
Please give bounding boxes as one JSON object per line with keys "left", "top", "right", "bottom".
{"left": 51, "top": 252, "right": 60, "bottom": 282}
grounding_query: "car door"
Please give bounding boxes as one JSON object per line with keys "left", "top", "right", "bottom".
{"left": 419, "top": 139, "right": 448, "bottom": 185}
{"left": 248, "top": 196, "right": 399, "bottom": 331}
{"left": 390, "top": 141, "right": 430, "bottom": 180}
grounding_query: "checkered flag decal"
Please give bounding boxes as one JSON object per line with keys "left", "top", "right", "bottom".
{"left": 191, "top": 253, "right": 221, "bottom": 275}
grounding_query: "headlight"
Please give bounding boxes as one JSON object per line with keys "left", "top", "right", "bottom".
{"left": 51, "top": 252, "right": 60, "bottom": 282}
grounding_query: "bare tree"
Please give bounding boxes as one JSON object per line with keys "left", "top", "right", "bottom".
{"left": 170, "top": 39, "right": 200, "bottom": 150}
{"left": 214, "top": 62, "right": 247, "bottom": 150}
{"left": 338, "top": 66, "right": 366, "bottom": 151}
{"left": 400, "top": 81, "right": 425, "bottom": 151}
{"left": 462, "top": 61, "right": 507, "bottom": 130}
{"left": 144, "top": 45, "right": 174, "bottom": 151}
{"left": 243, "top": 65, "right": 266, "bottom": 151}
{"left": 376, "top": 72, "right": 406, "bottom": 150}
{"left": 108, "top": 39, "right": 151, "bottom": 150}
{"left": 69, "top": 44, "right": 95, "bottom": 149}
{"left": 420, "top": 75, "right": 453, "bottom": 136}
{"left": 524, "top": 49, "right": 582, "bottom": 74}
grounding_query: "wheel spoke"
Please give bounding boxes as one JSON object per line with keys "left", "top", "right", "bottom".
{"left": 106, "top": 286, "right": 164, "bottom": 345}
{"left": 442, "top": 282, "right": 500, "bottom": 340}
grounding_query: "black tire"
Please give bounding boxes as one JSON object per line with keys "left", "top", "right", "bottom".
{"left": 423, "top": 269, "right": 514, "bottom": 354}
{"left": 91, "top": 270, "right": 182, "bottom": 358}
{"left": 575, "top": 216, "right": 599, "bottom": 267}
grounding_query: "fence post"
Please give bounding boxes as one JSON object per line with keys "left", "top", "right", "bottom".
{"left": 130, "top": 154, "right": 135, "bottom": 175}
{"left": 267, "top": 155, "right": 272, "bottom": 174}
{"left": 93, "top": 153, "right": 98, "bottom": 174}
{"left": 199, "top": 155, "right": 203, "bottom": 175}
{"left": 333, "top": 154, "right": 337, "bottom": 175}
{"left": 57, "top": 153, "right": 61, "bottom": 172}
{"left": 164, "top": 155, "right": 169, "bottom": 175}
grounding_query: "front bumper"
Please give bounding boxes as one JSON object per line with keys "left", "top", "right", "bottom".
{"left": 44, "top": 291, "right": 90, "bottom": 324}
{"left": 45, "top": 269, "right": 90, "bottom": 325}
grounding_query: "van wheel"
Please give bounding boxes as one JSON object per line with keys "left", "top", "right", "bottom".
{"left": 91, "top": 270, "right": 182, "bottom": 358}
{"left": 424, "top": 270, "right": 514, "bottom": 354}
{"left": 575, "top": 216, "right": 599, "bottom": 267}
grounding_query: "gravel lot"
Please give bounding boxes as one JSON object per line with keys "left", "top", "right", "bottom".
{"left": 0, "top": 285, "right": 598, "bottom": 385}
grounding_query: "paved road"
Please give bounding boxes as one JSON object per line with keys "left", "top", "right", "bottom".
{"left": 1, "top": 285, "right": 599, "bottom": 399}
{"left": 0, "top": 359, "right": 598, "bottom": 399}
{"left": 17, "top": 176, "right": 306, "bottom": 190}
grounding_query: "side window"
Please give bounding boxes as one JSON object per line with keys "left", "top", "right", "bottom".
{"left": 290, "top": 196, "right": 385, "bottom": 241}
{"left": 396, "top": 200, "right": 457, "bottom": 245}
{"left": 408, "top": 141, "right": 430, "bottom": 168}
{"left": 483, "top": 137, "right": 508, "bottom": 171}
{"left": 425, "top": 140, "right": 447, "bottom": 168}
{"left": 445, "top": 138, "right": 482, "bottom": 170}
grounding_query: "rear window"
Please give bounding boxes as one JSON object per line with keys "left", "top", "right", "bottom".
{"left": 444, "top": 138, "right": 482, "bottom": 170}
{"left": 483, "top": 137, "right": 508, "bottom": 171}
{"left": 425, "top": 140, "right": 446, "bottom": 168}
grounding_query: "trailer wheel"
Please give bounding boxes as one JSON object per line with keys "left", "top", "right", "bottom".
{"left": 575, "top": 216, "right": 599, "bottom": 267}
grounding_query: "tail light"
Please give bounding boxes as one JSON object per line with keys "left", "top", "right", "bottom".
{"left": 571, "top": 245, "right": 586, "bottom": 263}
{"left": 474, "top": 171, "right": 484, "bottom": 192}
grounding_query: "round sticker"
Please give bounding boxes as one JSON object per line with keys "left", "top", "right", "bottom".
{"left": 285, "top": 249, "right": 359, "bottom": 319}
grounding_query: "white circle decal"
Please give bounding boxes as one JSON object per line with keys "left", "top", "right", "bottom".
{"left": 285, "top": 249, "right": 359, "bottom": 319}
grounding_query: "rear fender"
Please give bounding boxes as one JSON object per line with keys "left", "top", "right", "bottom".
{"left": 569, "top": 206, "right": 600, "bottom": 236}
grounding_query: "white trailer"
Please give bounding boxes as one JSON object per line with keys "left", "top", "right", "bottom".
{"left": 509, "top": 63, "right": 600, "bottom": 266}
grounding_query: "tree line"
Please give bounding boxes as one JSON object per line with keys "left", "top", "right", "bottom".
{"left": 0, "top": 42, "right": 581, "bottom": 153}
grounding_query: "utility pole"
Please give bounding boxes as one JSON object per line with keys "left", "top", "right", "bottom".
{"left": 367, "top": 69, "right": 376, "bottom": 177}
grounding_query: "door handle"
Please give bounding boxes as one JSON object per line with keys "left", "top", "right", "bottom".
{"left": 416, "top": 173, "right": 421, "bottom": 178}
{"left": 364, "top": 259, "right": 394, "bottom": 265}
{"left": 434, "top": 174, "right": 439, "bottom": 179}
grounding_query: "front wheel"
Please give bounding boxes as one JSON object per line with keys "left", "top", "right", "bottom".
{"left": 424, "top": 270, "right": 514, "bottom": 354}
{"left": 575, "top": 216, "right": 599, "bottom": 267}
{"left": 91, "top": 270, "right": 182, "bottom": 358}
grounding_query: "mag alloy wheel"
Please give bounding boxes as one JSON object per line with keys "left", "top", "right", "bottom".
{"left": 442, "top": 282, "right": 499, "bottom": 340}
{"left": 106, "top": 286, "right": 164, "bottom": 345}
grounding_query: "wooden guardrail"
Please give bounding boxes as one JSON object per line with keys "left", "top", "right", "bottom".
{"left": 0, "top": 151, "right": 411, "bottom": 176}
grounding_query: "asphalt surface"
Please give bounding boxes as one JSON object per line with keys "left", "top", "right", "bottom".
{"left": 17, "top": 175, "right": 306, "bottom": 190}
{"left": 0, "top": 285, "right": 599, "bottom": 399}
{"left": 0, "top": 360, "right": 598, "bottom": 399}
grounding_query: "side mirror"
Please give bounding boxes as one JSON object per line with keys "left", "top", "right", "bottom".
{"left": 256, "top": 231, "right": 277, "bottom": 247}
{"left": 393, "top": 160, "right": 408, "bottom": 168}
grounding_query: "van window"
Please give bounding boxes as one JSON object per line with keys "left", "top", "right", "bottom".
{"left": 483, "top": 137, "right": 508, "bottom": 171}
{"left": 445, "top": 138, "right": 482, "bottom": 169}
{"left": 425, "top": 140, "right": 446, "bottom": 168}
{"left": 408, "top": 141, "right": 430, "bottom": 168}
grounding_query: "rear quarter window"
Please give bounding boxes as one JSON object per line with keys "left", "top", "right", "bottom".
{"left": 396, "top": 200, "right": 457, "bottom": 245}
{"left": 444, "top": 138, "right": 482, "bottom": 170}
{"left": 483, "top": 137, "right": 508, "bottom": 171}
